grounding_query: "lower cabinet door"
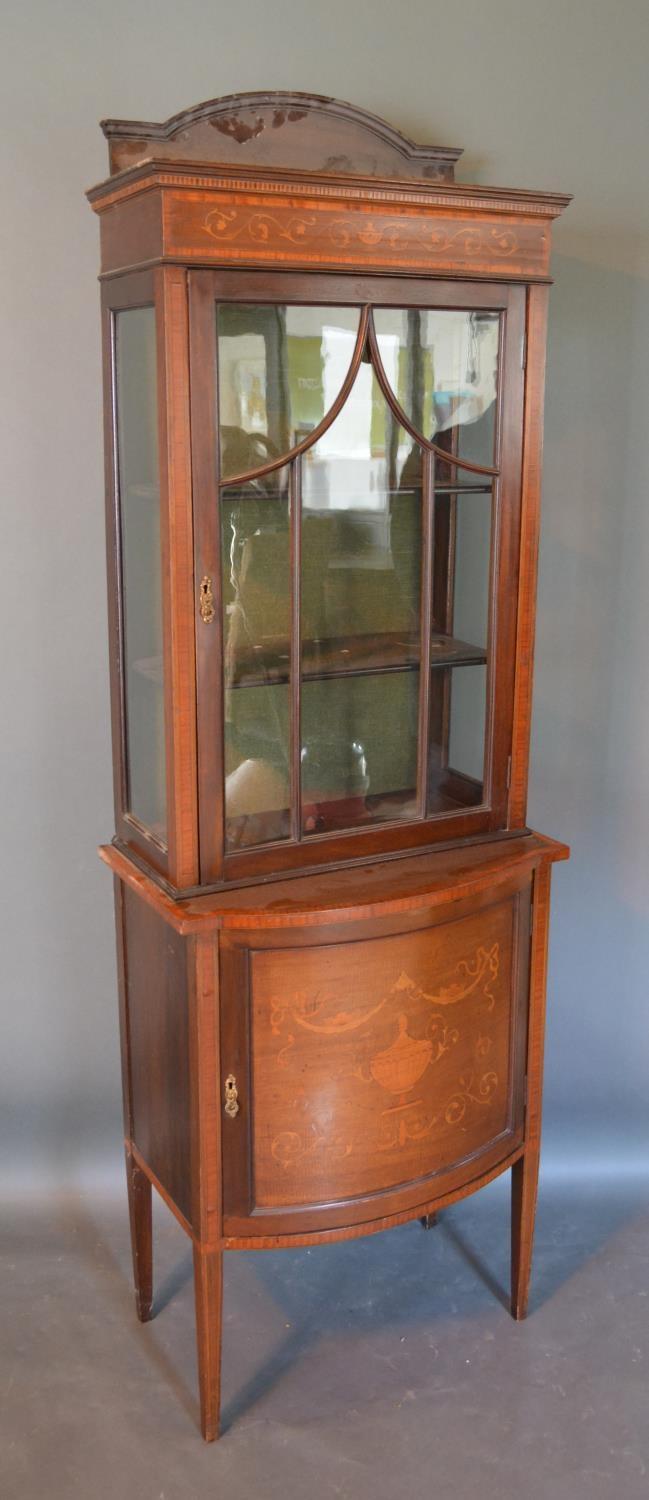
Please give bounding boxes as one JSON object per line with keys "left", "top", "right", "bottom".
{"left": 221, "top": 886, "right": 530, "bottom": 1232}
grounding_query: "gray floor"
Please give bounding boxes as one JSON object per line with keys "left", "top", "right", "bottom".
{"left": 2, "top": 1176, "right": 648, "bottom": 1500}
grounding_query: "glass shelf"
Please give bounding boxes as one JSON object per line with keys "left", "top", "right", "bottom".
{"left": 434, "top": 481, "right": 492, "bottom": 495}
{"left": 222, "top": 480, "right": 492, "bottom": 504}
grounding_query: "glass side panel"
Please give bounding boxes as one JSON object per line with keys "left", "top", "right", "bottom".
{"left": 428, "top": 664, "right": 487, "bottom": 813}
{"left": 300, "top": 367, "right": 422, "bottom": 834}
{"left": 217, "top": 304, "right": 360, "bottom": 478}
{"left": 114, "top": 307, "right": 166, "bottom": 842}
{"left": 373, "top": 309, "right": 500, "bottom": 469}
{"left": 221, "top": 476, "right": 291, "bottom": 850}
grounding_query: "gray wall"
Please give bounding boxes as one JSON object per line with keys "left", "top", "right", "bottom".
{"left": 2, "top": 0, "right": 648, "bottom": 1191}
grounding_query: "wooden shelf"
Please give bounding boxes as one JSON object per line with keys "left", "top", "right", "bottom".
{"left": 433, "top": 481, "right": 492, "bottom": 495}
{"left": 228, "top": 630, "right": 487, "bottom": 688}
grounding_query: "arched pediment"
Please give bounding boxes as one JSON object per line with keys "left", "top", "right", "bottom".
{"left": 101, "top": 91, "right": 462, "bottom": 181}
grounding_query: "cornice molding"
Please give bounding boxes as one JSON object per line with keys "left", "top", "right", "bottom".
{"left": 88, "top": 158, "right": 571, "bottom": 221}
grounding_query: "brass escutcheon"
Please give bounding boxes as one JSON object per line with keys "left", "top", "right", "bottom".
{"left": 224, "top": 1074, "right": 239, "bottom": 1118}
{"left": 199, "top": 575, "right": 215, "bottom": 623}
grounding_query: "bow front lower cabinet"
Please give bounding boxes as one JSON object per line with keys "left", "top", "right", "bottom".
{"left": 88, "top": 92, "right": 570, "bottom": 1439}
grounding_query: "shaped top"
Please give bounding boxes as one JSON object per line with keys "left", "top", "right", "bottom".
{"left": 101, "top": 90, "right": 463, "bottom": 182}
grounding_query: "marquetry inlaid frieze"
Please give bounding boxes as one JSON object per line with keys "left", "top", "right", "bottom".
{"left": 162, "top": 188, "right": 551, "bottom": 279}
{"left": 89, "top": 163, "right": 566, "bottom": 278}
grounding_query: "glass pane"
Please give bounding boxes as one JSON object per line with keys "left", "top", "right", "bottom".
{"left": 221, "top": 477, "right": 291, "bottom": 849}
{"left": 300, "top": 366, "right": 422, "bottom": 833}
{"left": 449, "top": 664, "right": 487, "bottom": 783}
{"left": 115, "top": 307, "right": 166, "bottom": 841}
{"left": 217, "top": 304, "right": 360, "bottom": 478}
{"left": 428, "top": 478, "right": 490, "bottom": 816}
{"left": 373, "top": 309, "right": 500, "bottom": 469}
{"left": 450, "top": 492, "right": 492, "bottom": 651}
{"left": 429, "top": 664, "right": 486, "bottom": 813}
{"left": 302, "top": 370, "right": 422, "bottom": 667}
{"left": 302, "top": 673, "right": 419, "bottom": 834}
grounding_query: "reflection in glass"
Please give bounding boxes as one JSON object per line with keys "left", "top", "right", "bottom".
{"left": 215, "top": 301, "right": 498, "bottom": 853}
{"left": 221, "top": 477, "right": 291, "bottom": 849}
{"left": 451, "top": 493, "right": 492, "bottom": 650}
{"left": 427, "top": 481, "right": 490, "bottom": 815}
{"left": 373, "top": 308, "right": 500, "bottom": 468}
{"left": 300, "top": 367, "right": 422, "bottom": 833}
{"left": 302, "top": 673, "right": 419, "bottom": 834}
{"left": 302, "top": 368, "right": 421, "bottom": 660}
{"left": 115, "top": 307, "right": 166, "bottom": 840}
{"left": 448, "top": 664, "right": 487, "bottom": 784}
{"left": 217, "top": 304, "right": 360, "bottom": 478}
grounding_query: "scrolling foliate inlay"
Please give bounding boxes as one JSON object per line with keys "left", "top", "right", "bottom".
{"left": 204, "top": 206, "right": 317, "bottom": 245}
{"left": 377, "top": 1047, "right": 499, "bottom": 1152}
{"left": 271, "top": 1124, "right": 352, "bottom": 1172}
{"left": 270, "top": 943, "right": 499, "bottom": 1045}
{"left": 202, "top": 202, "right": 521, "bottom": 262}
{"left": 162, "top": 192, "right": 550, "bottom": 278}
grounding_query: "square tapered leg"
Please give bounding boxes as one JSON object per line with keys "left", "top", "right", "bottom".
{"left": 510, "top": 1149, "right": 540, "bottom": 1319}
{"left": 193, "top": 1245, "right": 223, "bottom": 1441}
{"left": 125, "top": 1147, "right": 153, "bottom": 1322}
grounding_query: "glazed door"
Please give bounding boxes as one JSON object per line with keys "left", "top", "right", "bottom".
{"left": 189, "top": 273, "right": 525, "bottom": 885}
{"left": 219, "top": 880, "right": 530, "bottom": 1235}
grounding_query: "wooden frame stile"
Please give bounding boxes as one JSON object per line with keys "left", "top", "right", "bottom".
{"left": 189, "top": 269, "right": 225, "bottom": 884}
{"left": 154, "top": 264, "right": 199, "bottom": 888}
{"left": 189, "top": 931, "right": 223, "bottom": 1441}
{"left": 428, "top": 430, "right": 457, "bottom": 794}
{"left": 289, "top": 454, "right": 303, "bottom": 842}
{"left": 488, "top": 286, "right": 525, "bottom": 830}
{"left": 415, "top": 448, "right": 434, "bottom": 818}
{"left": 511, "top": 857, "right": 552, "bottom": 1319}
{"left": 508, "top": 284, "right": 550, "bottom": 828}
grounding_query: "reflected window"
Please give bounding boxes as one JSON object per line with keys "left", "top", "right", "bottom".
{"left": 217, "top": 305, "right": 360, "bottom": 478}
{"left": 301, "top": 370, "right": 423, "bottom": 834}
{"left": 373, "top": 309, "right": 500, "bottom": 467}
{"left": 221, "top": 478, "right": 291, "bottom": 850}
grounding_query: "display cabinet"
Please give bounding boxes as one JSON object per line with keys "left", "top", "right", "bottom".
{"left": 88, "top": 92, "right": 570, "bottom": 1439}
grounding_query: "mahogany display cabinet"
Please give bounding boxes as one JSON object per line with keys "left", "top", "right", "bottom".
{"left": 88, "top": 92, "right": 571, "bottom": 1439}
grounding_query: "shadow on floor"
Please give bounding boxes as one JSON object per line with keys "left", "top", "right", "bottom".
{"left": 57, "top": 1174, "right": 648, "bottom": 1434}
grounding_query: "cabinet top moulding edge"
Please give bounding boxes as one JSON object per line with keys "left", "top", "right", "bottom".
{"left": 86, "top": 156, "right": 572, "bottom": 221}
{"left": 99, "top": 833, "right": 569, "bottom": 936}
